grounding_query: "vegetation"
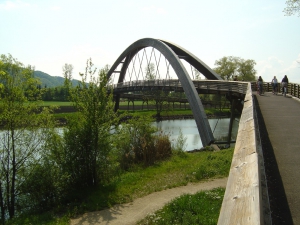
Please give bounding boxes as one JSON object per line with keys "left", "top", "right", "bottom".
{"left": 8, "top": 148, "right": 233, "bottom": 225}
{"left": 284, "top": 0, "right": 300, "bottom": 16}
{"left": 137, "top": 187, "right": 225, "bottom": 225}
{"left": 0, "top": 54, "right": 56, "bottom": 222}
{"left": 213, "top": 56, "right": 256, "bottom": 81}
{"left": 144, "top": 63, "right": 170, "bottom": 117}
{"left": 0, "top": 54, "right": 235, "bottom": 224}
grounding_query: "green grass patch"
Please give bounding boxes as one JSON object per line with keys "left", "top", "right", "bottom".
{"left": 137, "top": 187, "right": 225, "bottom": 225}
{"left": 76, "top": 148, "right": 233, "bottom": 218}
{"left": 118, "top": 109, "right": 194, "bottom": 117}
{"left": 119, "top": 100, "right": 145, "bottom": 106}
{"left": 41, "top": 101, "right": 73, "bottom": 106}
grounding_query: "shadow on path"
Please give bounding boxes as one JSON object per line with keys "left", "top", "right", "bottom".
{"left": 254, "top": 95, "right": 293, "bottom": 225}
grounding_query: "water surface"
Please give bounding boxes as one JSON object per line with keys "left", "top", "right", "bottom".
{"left": 154, "top": 118, "right": 239, "bottom": 151}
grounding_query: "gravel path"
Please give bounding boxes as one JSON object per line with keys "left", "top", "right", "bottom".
{"left": 70, "top": 177, "right": 227, "bottom": 225}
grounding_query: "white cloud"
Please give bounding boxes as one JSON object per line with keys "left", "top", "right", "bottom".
{"left": 256, "top": 55, "right": 300, "bottom": 83}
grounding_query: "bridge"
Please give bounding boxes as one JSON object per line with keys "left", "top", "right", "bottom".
{"left": 107, "top": 38, "right": 300, "bottom": 224}
{"left": 107, "top": 38, "right": 245, "bottom": 146}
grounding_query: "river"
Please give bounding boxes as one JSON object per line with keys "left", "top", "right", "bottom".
{"left": 154, "top": 118, "right": 239, "bottom": 151}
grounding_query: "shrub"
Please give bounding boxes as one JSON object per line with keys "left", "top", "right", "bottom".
{"left": 115, "top": 116, "right": 173, "bottom": 169}
{"left": 155, "top": 133, "right": 172, "bottom": 160}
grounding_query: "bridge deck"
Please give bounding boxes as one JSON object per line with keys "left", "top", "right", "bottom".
{"left": 255, "top": 91, "right": 300, "bottom": 224}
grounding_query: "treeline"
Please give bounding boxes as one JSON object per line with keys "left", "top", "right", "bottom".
{"left": 39, "top": 85, "right": 70, "bottom": 101}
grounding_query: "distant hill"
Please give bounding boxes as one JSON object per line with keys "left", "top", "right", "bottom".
{"left": 34, "top": 71, "right": 80, "bottom": 88}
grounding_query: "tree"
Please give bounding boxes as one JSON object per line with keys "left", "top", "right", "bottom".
{"left": 145, "top": 62, "right": 156, "bottom": 80}
{"left": 193, "top": 67, "right": 201, "bottom": 80}
{"left": 144, "top": 63, "right": 169, "bottom": 118}
{"left": 61, "top": 59, "right": 117, "bottom": 187}
{"left": 0, "top": 54, "right": 55, "bottom": 221}
{"left": 62, "top": 63, "right": 73, "bottom": 101}
{"left": 236, "top": 58, "right": 256, "bottom": 81}
{"left": 62, "top": 63, "right": 73, "bottom": 81}
{"left": 283, "top": 0, "right": 300, "bottom": 16}
{"left": 213, "top": 56, "right": 256, "bottom": 81}
{"left": 213, "top": 56, "right": 237, "bottom": 80}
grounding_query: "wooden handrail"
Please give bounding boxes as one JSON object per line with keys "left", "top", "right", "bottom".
{"left": 218, "top": 82, "right": 263, "bottom": 224}
{"left": 251, "top": 82, "right": 300, "bottom": 99}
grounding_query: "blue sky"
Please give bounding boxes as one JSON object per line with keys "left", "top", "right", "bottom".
{"left": 1, "top": 0, "right": 300, "bottom": 83}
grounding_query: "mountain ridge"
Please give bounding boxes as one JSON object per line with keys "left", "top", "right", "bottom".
{"left": 34, "top": 70, "right": 80, "bottom": 88}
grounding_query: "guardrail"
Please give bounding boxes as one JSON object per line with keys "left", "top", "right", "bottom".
{"left": 110, "top": 79, "right": 248, "bottom": 96}
{"left": 251, "top": 82, "right": 300, "bottom": 99}
{"left": 218, "top": 82, "right": 265, "bottom": 224}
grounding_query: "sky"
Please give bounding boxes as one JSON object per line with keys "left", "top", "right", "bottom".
{"left": 1, "top": 0, "right": 300, "bottom": 83}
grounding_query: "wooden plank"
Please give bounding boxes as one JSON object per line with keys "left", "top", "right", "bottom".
{"left": 218, "top": 83, "right": 262, "bottom": 225}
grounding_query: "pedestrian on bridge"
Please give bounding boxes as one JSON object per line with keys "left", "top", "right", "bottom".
{"left": 281, "top": 75, "right": 289, "bottom": 95}
{"left": 257, "top": 76, "right": 263, "bottom": 95}
{"left": 271, "top": 76, "right": 278, "bottom": 95}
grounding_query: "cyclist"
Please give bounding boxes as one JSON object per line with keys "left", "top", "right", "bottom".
{"left": 257, "top": 76, "right": 263, "bottom": 95}
{"left": 271, "top": 76, "right": 278, "bottom": 95}
{"left": 281, "top": 75, "right": 289, "bottom": 97}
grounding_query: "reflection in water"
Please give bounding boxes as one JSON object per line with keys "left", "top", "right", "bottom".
{"left": 154, "top": 118, "right": 239, "bottom": 151}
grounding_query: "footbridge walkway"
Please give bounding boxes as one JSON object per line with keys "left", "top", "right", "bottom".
{"left": 218, "top": 83, "right": 300, "bottom": 225}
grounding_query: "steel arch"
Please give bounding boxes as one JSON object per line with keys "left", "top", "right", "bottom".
{"left": 107, "top": 38, "right": 218, "bottom": 146}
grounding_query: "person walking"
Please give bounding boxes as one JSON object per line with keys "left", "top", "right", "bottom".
{"left": 271, "top": 76, "right": 278, "bottom": 95}
{"left": 281, "top": 75, "right": 289, "bottom": 96}
{"left": 257, "top": 76, "right": 263, "bottom": 95}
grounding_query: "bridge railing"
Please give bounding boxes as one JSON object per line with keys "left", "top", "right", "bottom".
{"left": 218, "top": 82, "right": 264, "bottom": 224}
{"left": 251, "top": 82, "right": 300, "bottom": 99}
{"left": 111, "top": 79, "right": 248, "bottom": 95}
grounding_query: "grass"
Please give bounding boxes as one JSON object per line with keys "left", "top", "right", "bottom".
{"left": 118, "top": 109, "right": 194, "bottom": 117}
{"left": 137, "top": 187, "right": 225, "bottom": 225}
{"left": 9, "top": 148, "right": 233, "bottom": 225}
{"left": 39, "top": 102, "right": 231, "bottom": 128}
{"left": 40, "top": 101, "right": 73, "bottom": 106}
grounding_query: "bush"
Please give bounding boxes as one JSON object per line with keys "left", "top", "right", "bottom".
{"left": 172, "top": 128, "right": 187, "bottom": 155}
{"left": 155, "top": 133, "right": 172, "bottom": 160}
{"left": 115, "top": 116, "right": 173, "bottom": 169}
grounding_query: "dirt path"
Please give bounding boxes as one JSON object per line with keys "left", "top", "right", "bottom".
{"left": 70, "top": 177, "right": 228, "bottom": 225}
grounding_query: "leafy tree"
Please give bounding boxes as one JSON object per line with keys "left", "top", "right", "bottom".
{"left": 284, "top": 0, "right": 300, "bottom": 16}
{"left": 0, "top": 54, "right": 55, "bottom": 221}
{"left": 61, "top": 59, "right": 118, "bottom": 187}
{"left": 213, "top": 56, "right": 237, "bottom": 80}
{"left": 213, "top": 56, "right": 256, "bottom": 81}
{"left": 236, "top": 58, "right": 256, "bottom": 81}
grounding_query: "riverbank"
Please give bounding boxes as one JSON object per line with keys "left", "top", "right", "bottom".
{"left": 55, "top": 111, "right": 232, "bottom": 127}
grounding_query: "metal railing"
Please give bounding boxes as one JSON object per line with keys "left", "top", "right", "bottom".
{"left": 110, "top": 79, "right": 248, "bottom": 95}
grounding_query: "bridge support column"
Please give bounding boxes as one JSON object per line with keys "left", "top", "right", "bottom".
{"left": 114, "top": 94, "right": 120, "bottom": 112}
{"left": 227, "top": 99, "right": 236, "bottom": 145}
